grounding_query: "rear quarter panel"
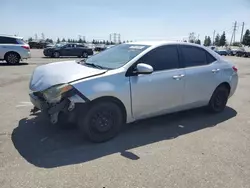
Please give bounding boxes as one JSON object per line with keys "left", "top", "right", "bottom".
{"left": 1, "top": 44, "right": 30, "bottom": 59}
{"left": 218, "top": 60, "right": 238, "bottom": 98}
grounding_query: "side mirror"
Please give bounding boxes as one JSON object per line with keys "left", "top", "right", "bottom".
{"left": 135, "top": 63, "right": 153, "bottom": 74}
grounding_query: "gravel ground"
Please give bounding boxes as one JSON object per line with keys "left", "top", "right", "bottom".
{"left": 0, "top": 50, "right": 250, "bottom": 188}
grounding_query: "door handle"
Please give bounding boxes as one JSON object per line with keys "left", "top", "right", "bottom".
{"left": 173, "top": 74, "right": 185, "bottom": 80}
{"left": 212, "top": 68, "right": 220, "bottom": 73}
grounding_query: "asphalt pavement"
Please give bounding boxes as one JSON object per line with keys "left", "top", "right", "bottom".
{"left": 0, "top": 50, "right": 250, "bottom": 188}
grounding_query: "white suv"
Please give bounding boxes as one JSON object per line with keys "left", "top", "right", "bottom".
{"left": 0, "top": 35, "right": 30, "bottom": 64}
{"left": 29, "top": 41, "right": 238, "bottom": 143}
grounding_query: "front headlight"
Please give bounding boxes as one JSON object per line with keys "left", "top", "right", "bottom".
{"left": 43, "top": 84, "right": 73, "bottom": 103}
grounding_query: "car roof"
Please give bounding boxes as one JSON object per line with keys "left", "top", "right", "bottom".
{"left": 128, "top": 40, "right": 222, "bottom": 60}
{"left": 128, "top": 41, "right": 202, "bottom": 48}
{"left": 0, "top": 35, "right": 23, "bottom": 39}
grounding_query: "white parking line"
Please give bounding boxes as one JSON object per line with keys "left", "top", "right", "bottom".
{"left": 16, "top": 102, "right": 33, "bottom": 108}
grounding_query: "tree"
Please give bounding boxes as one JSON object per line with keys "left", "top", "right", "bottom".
{"left": 203, "top": 36, "right": 208, "bottom": 46}
{"left": 62, "top": 38, "right": 66, "bottom": 42}
{"left": 45, "top": 38, "right": 53, "bottom": 43}
{"left": 78, "top": 38, "right": 83, "bottom": 43}
{"left": 214, "top": 34, "right": 220, "bottom": 46}
{"left": 195, "top": 39, "right": 201, "bottom": 44}
{"left": 219, "top": 31, "right": 226, "bottom": 46}
{"left": 188, "top": 32, "right": 196, "bottom": 43}
{"left": 41, "top": 33, "right": 45, "bottom": 40}
{"left": 204, "top": 36, "right": 211, "bottom": 46}
{"left": 28, "top": 37, "right": 33, "bottom": 42}
{"left": 207, "top": 36, "right": 212, "bottom": 46}
{"left": 57, "top": 38, "right": 60, "bottom": 43}
{"left": 242, "top": 29, "right": 250, "bottom": 46}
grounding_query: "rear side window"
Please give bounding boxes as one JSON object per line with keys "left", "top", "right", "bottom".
{"left": 77, "top": 45, "right": 85, "bottom": 48}
{"left": 16, "top": 38, "right": 26, "bottom": 44}
{"left": 0, "top": 37, "right": 17, "bottom": 44}
{"left": 206, "top": 53, "right": 216, "bottom": 64}
{"left": 138, "top": 45, "right": 179, "bottom": 71}
{"left": 180, "top": 45, "right": 216, "bottom": 67}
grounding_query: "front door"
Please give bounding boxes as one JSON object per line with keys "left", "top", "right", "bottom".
{"left": 61, "top": 44, "right": 78, "bottom": 56}
{"left": 130, "top": 45, "right": 185, "bottom": 120}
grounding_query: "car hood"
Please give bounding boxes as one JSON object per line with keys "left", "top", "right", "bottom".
{"left": 29, "top": 60, "right": 107, "bottom": 92}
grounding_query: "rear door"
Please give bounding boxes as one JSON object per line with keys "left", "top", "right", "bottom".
{"left": 179, "top": 45, "right": 222, "bottom": 108}
{"left": 130, "top": 45, "right": 185, "bottom": 120}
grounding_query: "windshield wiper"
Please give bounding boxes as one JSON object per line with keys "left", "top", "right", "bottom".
{"left": 84, "top": 62, "right": 105, "bottom": 69}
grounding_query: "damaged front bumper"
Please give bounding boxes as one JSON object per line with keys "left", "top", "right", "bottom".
{"left": 29, "top": 89, "right": 87, "bottom": 124}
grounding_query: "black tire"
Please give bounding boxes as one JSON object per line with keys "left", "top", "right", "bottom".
{"left": 78, "top": 101, "right": 123, "bottom": 143}
{"left": 82, "top": 52, "right": 88, "bottom": 58}
{"left": 5, "top": 52, "right": 20, "bottom": 64}
{"left": 207, "top": 85, "right": 229, "bottom": 113}
{"left": 53, "top": 51, "right": 60, "bottom": 58}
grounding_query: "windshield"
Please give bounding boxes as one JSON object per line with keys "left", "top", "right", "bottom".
{"left": 55, "top": 43, "right": 65, "bottom": 48}
{"left": 85, "top": 44, "right": 150, "bottom": 69}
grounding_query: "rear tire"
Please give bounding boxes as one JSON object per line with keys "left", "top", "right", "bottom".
{"left": 78, "top": 101, "right": 123, "bottom": 143}
{"left": 207, "top": 85, "right": 229, "bottom": 113}
{"left": 5, "top": 52, "right": 20, "bottom": 64}
{"left": 53, "top": 51, "right": 60, "bottom": 58}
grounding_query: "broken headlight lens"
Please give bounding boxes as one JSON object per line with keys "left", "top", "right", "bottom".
{"left": 43, "top": 84, "right": 73, "bottom": 103}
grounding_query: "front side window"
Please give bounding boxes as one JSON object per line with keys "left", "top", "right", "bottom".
{"left": 84, "top": 44, "right": 150, "bottom": 69}
{"left": 138, "top": 45, "right": 179, "bottom": 71}
{"left": 181, "top": 45, "right": 211, "bottom": 67}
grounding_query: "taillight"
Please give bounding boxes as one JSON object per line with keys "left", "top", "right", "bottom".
{"left": 232, "top": 66, "right": 238, "bottom": 72}
{"left": 22, "top": 45, "right": 30, "bottom": 50}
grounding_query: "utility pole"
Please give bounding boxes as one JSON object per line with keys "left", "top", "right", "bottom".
{"left": 230, "top": 21, "right": 237, "bottom": 46}
{"left": 240, "top": 22, "right": 245, "bottom": 43}
{"left": 212, "top": 30, "right": 216, "bottom": 45}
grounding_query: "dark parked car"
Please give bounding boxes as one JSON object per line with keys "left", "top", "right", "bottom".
{"left": 215, "top": 49, "right": 229, "bottom": 56}
{"left": 43, "top": 43, "right": 94, "bottom": 58}
{"left": 29, "top": 41, "right": 49, "bottom": 49}
{"left": 94, "top": 45, "right": 106, "bottom": 52}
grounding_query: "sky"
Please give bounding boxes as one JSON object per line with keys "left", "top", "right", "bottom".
{"left": 1, "top": 0, "right": 250, "bottom": 43}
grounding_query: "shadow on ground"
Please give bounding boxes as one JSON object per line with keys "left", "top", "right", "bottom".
{"left": 42, "top": 56, "right": 82, "bottom": 59}
{"left": 0, "top": 62, "right": 28, "bottom": 66}
{"left": 12, "top": 106, "right": 237, "bottom": 168}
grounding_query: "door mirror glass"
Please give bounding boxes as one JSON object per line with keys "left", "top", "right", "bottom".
{"left": 136, "top": 63, "right": 153, "bottom": 74}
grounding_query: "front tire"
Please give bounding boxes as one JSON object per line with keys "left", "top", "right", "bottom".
{"left": 207, "top": 85, "right": 229, "bottom": 113}
{"left": 5, "top": 52, "right": 20, "bottom": 64}
{"left": 82, "top": 52, "right": 88, "bottom": 58}
{"left": 78, "top": 101, "right": 123, "bottom": 143}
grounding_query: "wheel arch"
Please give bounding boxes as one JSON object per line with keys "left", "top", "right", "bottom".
{"left": 90, "top": 96, "right": 127, "bottom": 124}
{"left": 216, "top": 82, "right": 231, "bottom": 94}
{"left": 4, "top": 51, "right": 21, "bottom": 60}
